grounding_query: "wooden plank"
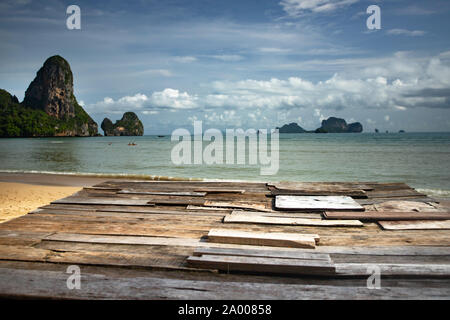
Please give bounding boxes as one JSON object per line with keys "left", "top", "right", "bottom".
{"left": 42, "top": 234, "right": 450, "bottom": 256}
{"left": 324, "top": 211, "right": 450, "bottom": 221}
{"left": 118, "top": 190, "right": 207, "bottom": 197}
{"left": 30, "top": 208, "right": 226, "bottom": 219}
{"left": 2, "top": 267, "right": 449, "bottom": 300}
{"left": 193, "top": 247, "right": 331, "bottom": 261}
{"left": 207, "top": 229, "right": 318, "bottom": 248}
{"left": 268, "top": 182, "right": 367, "bottom": 198}
{"left": 147, "top": 198, "right": 205, "bottom": 206}
{"left": 52, "top": 197, "right": 154, "bottom": 206}
{"left": 275, "top": 196, "right": 364, "bottom": 211}
{"left": 194, "top": 188, "right": 246, "bottom": 194}
{"left": 379, "top": 220, "right": 450, "bottom": 230}
{"left": 186, "top": 205, "right": 230, "bottom": 211}
{"left": 335, "top": 263, "right": 450, "bottom": 277}
{"left": 374, "top": 200, "right": 440, "bottom": 212}
{"left": 83, "top": 187, "right": 122, "bottom": 191}
{"left": 0, "top": 244, "right": 193, "bottom": 271}
{"left": 204, "top": 201, "right": 271, "bottom": 212}
{"left": 231, "top": 210, "right": 323, "bottom": 219}
{"left": 187, "top": 255, "right": 336, "bottom": 275}
{"left": 314, "top": 246, "right": 450, "bottom": 256}
{"left": 224, "top": 213, "right": 363, "bottom": 227}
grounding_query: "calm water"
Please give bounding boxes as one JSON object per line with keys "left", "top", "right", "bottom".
{"left": 1, "top": 133, "right": 450, "bottom": 197}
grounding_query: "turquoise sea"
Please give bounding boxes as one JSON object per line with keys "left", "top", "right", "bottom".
{"left": 1, "top": 132, "right": 450, "bottom": 198}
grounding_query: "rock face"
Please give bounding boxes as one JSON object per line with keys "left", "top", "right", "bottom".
{"left": 315, "top": 117, "right": 363, "bottom": 133}
{"left": 22, "top": 55, "right": 98, "bottom": 136}
{"left": 277, "top": 122, "right": 307, "bottom": 133}
{"left": 101, "top": 112, "right": 144, "bottom": 136}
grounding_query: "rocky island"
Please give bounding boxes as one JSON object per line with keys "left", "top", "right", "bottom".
{"left": 315, "top": 117, "right": 363, "bottom": 133}
{"left": 277, "top": 122, "right": 307, "bottom": 133}
{"left": 277, "top": 117, "right": 363, "bottom": 134}
{"left": 101, "top": 112, "right": 144, "bottom": 136}
{"left": 0, "top": 56, "right": 98, "bottom": 137}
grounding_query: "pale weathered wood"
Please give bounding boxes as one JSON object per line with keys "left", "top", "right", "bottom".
{"left": 1, "top": 266, "right": 449, "bottom": 299}
{"left": 118, "top": 190, "right": 207, "bottom": 197}
{"left": 268, "top": 182, "right": 367, "bottom": 198}
{"left": 186, "top": 205, "right": 230, "bottom": 211}
{"left": 187, "top": 254, "right": 336, "bottom": 275}
{"left": 275, "top": 196, "right": 364, "bottom": 211}
{"left": 231, "top": 210, "right": 323, "bottom": 219}
{"left": 193, "top": 188, "right": 246, "bottom": 194}
{"left": 374, "top": 200, "right": 440, "bottom": 212}
{"left": 335, "top": 263, "right": 450, "bottom": 277}
{"left": 324, "top": 211, "right": 450, "bottom": 221}
{"left": 52, "top": 197, "right": 154, "bottom": 206}
{"left": 193, "top": 247, "right": 331, "bottom": 261}
{"left": 207, "top": 229, "right": 318, "bottom": 248}
{"left": 378, "top": 220, "right": 450, "bottom": 230}
{"left": 313, "top": 246, "right": 450, "bottom": 256}
{"left": 224, "top": 213, "right": 363, "bottom": 227}
{"left": 204, "top": 201, "right": 272, "bottom": 212}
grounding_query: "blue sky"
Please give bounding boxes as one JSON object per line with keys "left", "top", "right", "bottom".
{"left": 1, "top": 0, "right": 450, "bottom": 134}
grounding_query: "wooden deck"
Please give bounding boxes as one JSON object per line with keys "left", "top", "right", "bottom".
{"left": 0, "top": 180, "right": 449, "bottom": 299}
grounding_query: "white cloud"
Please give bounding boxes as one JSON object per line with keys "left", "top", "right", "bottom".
{"left": 207, "top": 55, "right": 244, "bottom": 62}
{"left": 86, "top": 94, "right": 148, "bottom": 114}
{"left": 88, "top": 52, "right": 450, "bottom": 116}
{"left": 387, "top": 29, "right": 426, "bottom": 37}
{"left": 150, "top": 88, "right": 198, "bottom": 109}
{"left": 173, "top": 56, "right": 197, "bottom": 63}
{"left": 259, "top": 47, "right": 292, "bottom": 53}
{"left": 280, "top": 0, "right": 359, "bottom": 16}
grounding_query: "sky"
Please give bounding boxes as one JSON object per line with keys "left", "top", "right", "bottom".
{"left": 1, "top": 0, "right": 450, "bottom": 134}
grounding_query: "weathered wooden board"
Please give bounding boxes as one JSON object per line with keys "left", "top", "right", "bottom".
{"left": 374, "top": 201, "right": 440, "bottom": 212}
{"left": 378, "top": 220, "right": 450, "bottom": 230}
{"left": 186, "top": 205, "right": 231, "bottom": 211}
{"left": 324, "top": 211, "right": 450, "bottom": 221}
{"left": 118, "top": 190, "right": 207, "bottom": 197}
{"left": 2, "top": 266, "right": 449, "bottom": 299}
{"left": 194, "top": 188, "right": 246, "bottom": 194}
{"left": 52, "top": 197, "right": 154, "bottom": 206}
{"left": 193, "top": 247, "right": 331, "bottom": 261}
{"left": 268, "top": 182, "right": 367, "bottom": 198}
{"left": 231, "top": 210, "right": 323, "bottom": 219}
{"left": 147, "top": 198, "right": 205, "bottom": 206}
{"left": 224, "top": 213, "right": 363, "bottom": 227}
{"left": 275, "top": 196, "right": 364, "bottom": 211}
{"left": 42, "top": 233, "right": 323, "bottom": 252}
{"left": 83, "top": 187, "right": 122, "bottom": 191}
{"left": 204, "top": 201, "right": 272, "bottom": 212}
{"left": 335, "top": 263, "right": 450, "bottom": 277}
{"left": 207, "top": 229, "right": 318, "bottom": 248}
{"left": 187, "top": 254, "right": 336, "bottom": 275}
{"left": 313, "top": 246, "right": 450, "bottom": 256}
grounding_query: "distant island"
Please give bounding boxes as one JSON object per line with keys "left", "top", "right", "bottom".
{"left": 0, "top": 55, "right": 143, "bottom": 137}
{"left": 277, "top": 117, "right": 363, "bottom": 134}
{"left": 101, "top": 112, "right": 144, "bottom": 136}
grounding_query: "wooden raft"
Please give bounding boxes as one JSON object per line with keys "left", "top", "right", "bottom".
{"left": 0, "top": 180, "right": 449, "bottom": 299}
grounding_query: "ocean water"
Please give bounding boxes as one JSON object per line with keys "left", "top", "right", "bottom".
{"left": 1, "top": 132, "right": 450, "bottom": 198}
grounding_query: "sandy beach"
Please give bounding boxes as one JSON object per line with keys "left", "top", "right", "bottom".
{"left": 0, "top": 182, "right": 80, "bottom": 223}
{"left": 0, "top": 173, "right": 110, "bottom": 223}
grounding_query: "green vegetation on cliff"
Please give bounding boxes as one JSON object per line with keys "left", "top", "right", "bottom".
{"left": 0, "top": 89, "right": 96, "bottom": 137}
{"left": 0, "top": 55, "right": 98, "bottom": 137}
